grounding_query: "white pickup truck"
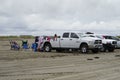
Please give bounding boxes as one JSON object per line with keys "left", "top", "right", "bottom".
{"left": 85, "top": 34, "right": 117, "bottom": 52}
{"left": 42, "top": 32, "right": 102, "bottom": 53}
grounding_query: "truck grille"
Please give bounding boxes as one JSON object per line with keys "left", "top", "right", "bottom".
{"left": 94, "top": 40, "right": 102, "bottom": 44}
{"left": 112, "top": 41, "right": 117, "bottom": 44}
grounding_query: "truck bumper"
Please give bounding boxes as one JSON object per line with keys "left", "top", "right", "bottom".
{"left": 103, "top": 44, "right": 115, "bottom": 49}
{"left": 89, "top": 44, "right": 103, "bottom": 49}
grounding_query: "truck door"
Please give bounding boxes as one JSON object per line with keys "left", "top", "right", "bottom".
{"left": 60, "top": 32, "right": 71, "bottom": 48}
{"left": 70, "top": 33, "right": 80, "bottom": 48}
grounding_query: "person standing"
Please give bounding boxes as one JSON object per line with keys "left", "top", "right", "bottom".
{"left": 34, "top": 36, "right": 39, "bottom": 52}
{"left": 54, "top": 34, "right": 57, "bottom": 41}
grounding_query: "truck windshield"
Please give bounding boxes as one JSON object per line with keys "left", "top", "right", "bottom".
{"left": 78, "top": 33, "right": 95, "bottom": 38}
{"left": 78, "top": 33, "right": 85, "bottom": 37}
{"left": 100, "top": 35, "right": 120, "bottom": 40}
{"left": 113, "top": 37, "right": 120, "bottom": 41}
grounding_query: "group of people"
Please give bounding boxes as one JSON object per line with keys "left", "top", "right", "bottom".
{"left": 9, "top": 40, "right": 29, "bottom": 50}
{"left": 9, "top": 34, "right": 58, "bottom": 52}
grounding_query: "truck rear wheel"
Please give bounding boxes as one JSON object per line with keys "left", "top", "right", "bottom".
{"left": 80, "top": 44, "right": 88, "bottom": 53}
{"left": 44, "top": 43, "right": 51, "bottom": 52}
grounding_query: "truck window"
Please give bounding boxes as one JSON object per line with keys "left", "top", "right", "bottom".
{"left": 71, "top": 33, "right": 79, "bottom": 38}
{"left": 104, "top": 36, "right": 112, "bottom": 39}
{"left": 63, "top": 33, "right": 69, "bottom": 38}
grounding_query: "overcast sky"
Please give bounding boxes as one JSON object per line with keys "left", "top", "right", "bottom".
{"left": 0, "top": 0, "right": 120, "bottom": 36}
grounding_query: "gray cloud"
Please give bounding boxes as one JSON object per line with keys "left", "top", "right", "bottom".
{"left": 0, "top": 0, "right": 120, "bottom": 36}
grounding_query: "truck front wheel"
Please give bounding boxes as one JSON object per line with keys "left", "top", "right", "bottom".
{"left": 44, "top": 43, "right": 51, "bottom": 52}
{"left": 108, "top": 47, "right": 115, "bottom": 52}
{"left": 80, "top": 44, "right": 88, "bottom": 53}
{"left": 92, "top": 48, "right": 99, "bottom": 53}
{"left": 100, "top": 45, "right": 106, "bottom": 52}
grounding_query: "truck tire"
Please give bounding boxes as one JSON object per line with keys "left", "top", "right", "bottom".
{"left": 56, "top": 49, "right": 62, "bottom": 52}
{"left": 80, "top": 44, "right": 88, "bottom": 53}
{"left": 108, "top": 47, "right": 114, "bottom": 52}
{"left": 100, "top": 45, "right": 106, "bottom": 52}
{"left": 44, "top": 43, "right": 51, "bottom": 52}
{"left": 92, "top": 48, "right": 99, "bottom": 53}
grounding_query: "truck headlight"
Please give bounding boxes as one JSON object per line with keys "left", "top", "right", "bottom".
{"left": 88, "top": 41, "right": 93, "bottom": 44}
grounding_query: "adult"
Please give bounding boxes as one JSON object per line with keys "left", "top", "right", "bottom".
{"left": 54, "top": 34, "right": 57, "bottom": 41}
{"left": 33, "top": 36, "right": 39, "bottom": 52}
